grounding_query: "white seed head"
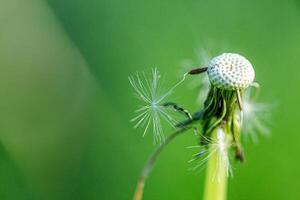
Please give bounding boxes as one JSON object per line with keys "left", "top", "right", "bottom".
{"left": 207, "top": 53, "right": 255, "bottom": 90}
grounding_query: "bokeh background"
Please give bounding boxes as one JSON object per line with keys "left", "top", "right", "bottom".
{"left": 0, "top": 0, "right": 299, "bottom": 199}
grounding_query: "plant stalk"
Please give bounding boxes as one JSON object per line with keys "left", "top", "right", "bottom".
{"left": 203, "top": 129, "right": 228, "bottom": 200}
{"left": 133, "top": 126, "right": 192, "bottom": 200}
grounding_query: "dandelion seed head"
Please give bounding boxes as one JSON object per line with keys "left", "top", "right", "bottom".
{"left": 207, "top": 53, "right": 255, "bottom": 90}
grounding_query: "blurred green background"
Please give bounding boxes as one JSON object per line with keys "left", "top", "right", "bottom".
{"left": 0, "top": 0, "right": 299, "bottom": 199}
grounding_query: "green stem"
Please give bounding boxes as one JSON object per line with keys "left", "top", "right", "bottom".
{"left": 203, "top": 130, "right": 228, "bottom": 200}
{"left": 133, "top": 126, "right": 192, "bottom": 200}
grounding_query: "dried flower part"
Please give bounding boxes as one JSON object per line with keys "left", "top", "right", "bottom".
{"left": 207, "top": 53, "right": 255, "bottom": 90}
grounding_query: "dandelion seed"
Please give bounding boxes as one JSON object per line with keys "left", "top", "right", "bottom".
{"left": 196, "top": 75, "right": 210, "bottom": 105}
{"left": 129, "top": 68, "right": 186, "bottom": 144}
{"left": 214, "top": 129, "right": 232, "bottom": 179}
{"left": 179, "top": 48, "right": 212, "bottom": 105}
{"left": 189, "top": 129, "right": 232, "bottom": 178}
{"left": 241, "top": 90, "right": 272, "bottom": 143}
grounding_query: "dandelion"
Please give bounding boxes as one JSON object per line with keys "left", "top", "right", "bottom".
{"left": 131, "top": 52, "right": 271, "bottom": 200}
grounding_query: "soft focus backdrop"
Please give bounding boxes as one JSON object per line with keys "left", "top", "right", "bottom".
{"left": 0, "top": 0, "right": 299, "bottom": 199}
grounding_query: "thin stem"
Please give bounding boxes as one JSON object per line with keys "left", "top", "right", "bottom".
{"left": 203, "top": 129, "right": 229, "bottom": 200}
{"left": 133, "top": 126, "right": 192, "bottom": 200}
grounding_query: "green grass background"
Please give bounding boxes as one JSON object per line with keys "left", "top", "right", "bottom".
{"left": 0, "top": 0, "right": 299, "bottom": 199}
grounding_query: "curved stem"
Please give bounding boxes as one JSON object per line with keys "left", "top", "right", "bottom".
{"left": 133, "top": 126, "right": 192, "bottom": 200}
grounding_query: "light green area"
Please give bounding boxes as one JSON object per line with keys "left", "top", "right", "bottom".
{"left": 0, "top": 0, "right": 299, "bottom": 199}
